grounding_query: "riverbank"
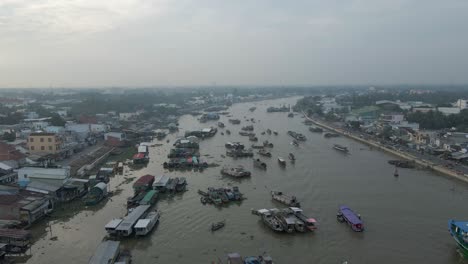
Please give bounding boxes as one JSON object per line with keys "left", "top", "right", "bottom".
{"left": 302, "top": 111, "right": 468, "bottom": 184}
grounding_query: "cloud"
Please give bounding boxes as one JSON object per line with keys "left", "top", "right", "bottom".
{"left": 0, "top": 0, "right": 167, "bottom": 36}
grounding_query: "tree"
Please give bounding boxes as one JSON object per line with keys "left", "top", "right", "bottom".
{"left": 2, "top": 131, "right": 16, "bottom": 142}
{"left": 50, "top": 114, "right": 66, "bottom": 126}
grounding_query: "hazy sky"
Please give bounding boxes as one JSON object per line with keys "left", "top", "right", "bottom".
{"left": 1, "top": 0, "right": 468, "bottom": 88}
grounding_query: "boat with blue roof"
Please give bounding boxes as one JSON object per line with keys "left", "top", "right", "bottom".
{"left": 449, "top": 219, "right": 468, "bottom": 255}
{"left": 337, "top": 205, "right": 363, "bottom": 232}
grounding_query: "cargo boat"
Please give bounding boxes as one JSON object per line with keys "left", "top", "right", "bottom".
{"left": 254, "top": 209, "right": 284, "bottom": 232}
{"left": 221, "top": 166, "right": 251, "bottom": 178}
{"left": 135, "top": 210, "right": 160, "bottom": 236}
{"left": 271, "top": 191, "right": 300, "bottom": 207}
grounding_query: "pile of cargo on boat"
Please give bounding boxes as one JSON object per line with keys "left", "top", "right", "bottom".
{"left": 287, "top": 131, "right": 307, "bottom": 141}
{"left": 164, "top": 137, "right": 208, "bottom": 170}
{"left": 252, "top": 207, "right": 317, "bottom": 233}
{"left": 271, "top": 191, "right": 300, "bottom": 207}
{"left": 198, "top": 186, "right": 244, "bottom": 205}
{"left": 221, "top": 166, "right": 251, "bottom": 178}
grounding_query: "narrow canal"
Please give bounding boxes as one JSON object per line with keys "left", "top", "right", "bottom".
{"left": 25, "top": 97, "right": 468, "bottom": 264}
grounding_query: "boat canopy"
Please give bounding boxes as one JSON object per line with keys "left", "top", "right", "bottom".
{"left": 105, "top": 219, "right": 123, "bottom": 229}
{"left": 134, "top": 219, "right": 151, "bottom": 229}
{"left": 153, "top": 175, "right": 170, "bottom": 187}
{"left": 257, "top": 209, "right": 270, "bottom": 215}
{"left": 289, "top": 207, "right": 302, "bottom": 213}
{"left": 450, "top": 220, "right": 468, "bottom": 233}
{"left": 88, "top": 240, "right": 120, "bottom": 264}
{"left": 340, "top": 206, "right": 362, "bottom": 225}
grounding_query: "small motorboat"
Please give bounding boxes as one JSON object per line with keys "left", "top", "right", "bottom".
{"left": 278, "top": 157, "right": 286, "bottom": 166}
{"left": 253, "top": 158, "right": 267, "bottom": 170}
{"left": 333, "top": 144, "right": 349, "bottom": 153}
{"left": 211, "top": 220, "right": 225, "bottom": 231}
{"left": 288, "top": 153, "right": 296, "bottom": 161}
{"left": 273, "top": 131, "right": 278, "bottom": 135}
{"left": 291, "top": 140, "right": 299, "bottom": 147}
{"left": 257, "top": 149, "right": 272, "bottom": 157}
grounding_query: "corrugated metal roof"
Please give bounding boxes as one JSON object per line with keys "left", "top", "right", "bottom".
{"left": 88, "top": 240, "right": 120, "bottom": 264}
{"left": 0, "top": 228, "right": 31, "bottom": 239}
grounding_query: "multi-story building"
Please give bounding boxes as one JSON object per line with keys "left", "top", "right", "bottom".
{"left": 27, "top": 132, "right": 62, "bottom": 154}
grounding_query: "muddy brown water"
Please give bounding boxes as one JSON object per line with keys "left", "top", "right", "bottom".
{"left": 24, "top": 97, "right": 468, "bottom": 264}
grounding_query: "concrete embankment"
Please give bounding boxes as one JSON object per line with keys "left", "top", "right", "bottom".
{"left": 303, "top": 112, "right": 468, "bottom": 184}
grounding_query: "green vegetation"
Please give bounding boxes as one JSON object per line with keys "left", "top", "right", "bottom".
{"left": 406, "top": 109, "right": 468, "bottom": 131}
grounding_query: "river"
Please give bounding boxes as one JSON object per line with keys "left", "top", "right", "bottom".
{"left": 24, "top": 96, "right": 468, "bottom": 264}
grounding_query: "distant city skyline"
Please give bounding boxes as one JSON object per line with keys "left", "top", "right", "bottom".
{"left": 1, "top": 0, "right": 468, "bottom": 88}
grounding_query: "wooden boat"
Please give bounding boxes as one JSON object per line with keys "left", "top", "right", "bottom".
{"left": 289, "top": 207, "right": 317, "bottom": 231}
{"left": 449, "top": 219, "right": 468, "bottom": 256}
{"left": 249, "top": 135, "right": 258, "bottom": 142}
{"left": 226, "top": 129, "right": 231, "bottom": 135}
{"left": 221, "top": 166, "right": 251, "bottom": 178}
{"left": 249, "top": 107, "right": 256, "bottom": 112}
{"left": 333, "top": 144, "right": 349, "bottom": 153}
{"left": 291, "top": 140, "right": 299, "bottom": 147}
{"left": 135, "top": 210, "right": 160, "bottom": 236}
{"left": 337, "top": 206, "right": 363, "bottom": 232}
{"left": 263, "top": 140, "right": 274, "bottom": 148}
{"left": 257, "top": 149, "right": 272, "bottom": 157}
{"left": 271, "top": 191, "right": 300, "bottom": 207}
{"left": 227, "top": 253, "right": 243, "bottom": 264}
{"left": 394, "top": 166, "right": 399, "bottom": 177}
{"left": 218, "top": 122, "right": 225, "bottom": 128}
{"left": 232, "top": 186, "right": 242, "bottom": 200}
{"left": 251, "top": 144, "right": 264, "bottom": 149}
{"left": 266, "top": 129, "right": 272, "bottom": 135}
{"left": 211, "top": 220, "right": 225, "bottom": 231}
{"left": 388, "top": 160, "right": 415, "bottom": 168}
{"left": 278, "top": 157, "right": 286, "bottom": 166}
{"left": 324, "top": 132, "right": 340, "bottom": 138}
{"left": 273, "top": 131, "right": 278, "bottom": 135}
{"left": 166, "top": 178, "right": 179, "bottom": 193}
{"left": 253, "top": 158, "right": 267, "bottom": 170}
{"left": 288, "top": 112, "right": 294, "bottom": 118}
{"left": 255, "top": 209, "right": 284, "bottom": 232}
{"left": 288, "top": 153, "right": 296, "bottom": 161}
{"left": 309, "top": 126, "right": 323, "bottom": 133}
{"left": 176, "top": 177, "right": 187, "bottom": 192}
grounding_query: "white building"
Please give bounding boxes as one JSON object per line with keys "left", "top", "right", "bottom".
{"left": 17, "top": 167, "right": 71, "bottom": 187}
{"left": 456, "top": 99, "right": 468, "bottom": 110}
{"left": 437, "top": 107, "right": 461, "bottom": 116}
